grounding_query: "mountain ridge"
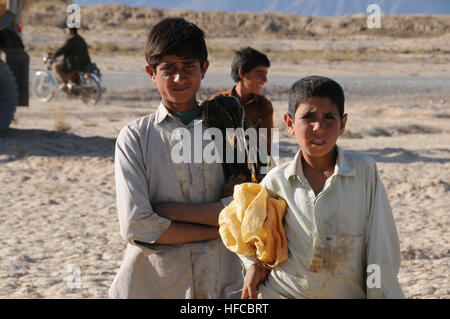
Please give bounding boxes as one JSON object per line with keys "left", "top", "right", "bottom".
{"left": 23, "top": 1, "right": 450, "bottom": 39}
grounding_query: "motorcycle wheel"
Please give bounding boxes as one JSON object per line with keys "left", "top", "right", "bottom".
{"left": 32, "top": 72, "right": 55, "bottom": 102}
{"left": 79, "top": 74, "right": 101, "bottom": 105}
{"left": 0, "top": 60, "right": 17, "bottom": 134}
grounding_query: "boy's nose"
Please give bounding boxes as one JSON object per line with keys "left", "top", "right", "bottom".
{"left": 312, "top": 120, "right": 326, "bottom": 131}
{"left": 173, "top": 70, "right": 187, "bottom": 82}
{"left": 260, "top": 75, "right": 267, "bottom": 84}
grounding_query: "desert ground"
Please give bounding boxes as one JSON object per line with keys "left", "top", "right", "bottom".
{"left": 0, "top": 7, "right": 449, "bottom": 298}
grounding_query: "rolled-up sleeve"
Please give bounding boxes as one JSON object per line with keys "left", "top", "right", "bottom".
{"left": 365, "top": 161, "right": 404, "bottom": 298}
{"left": 220, "top": 195, "right": 234, "bottom": 207}
{"left": 115, "top": 124, "right": 172, "bottom": 254}
{"left": 238, "top": 254, "right": 259, "bottom": 270}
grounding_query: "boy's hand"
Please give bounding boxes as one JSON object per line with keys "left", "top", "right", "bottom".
{"left": 241, "top": 263, "right": 270, "bottom": 299}
{"left": 223, "top": 174, "right": 248, "bottom": 197}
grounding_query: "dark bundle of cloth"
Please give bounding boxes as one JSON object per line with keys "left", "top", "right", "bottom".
{"left": 201, "top": 95, "right": 269, "bottom": 183}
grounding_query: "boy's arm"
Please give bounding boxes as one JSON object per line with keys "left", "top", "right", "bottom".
{"left": 365, "top": 161, "right": 405, "bottom": 299}
{"left": 241, "top": 264, "right": 270, "bottom": 299}
{"left": 153, "top": 202, "right": 223, "bottom": 227}
{"left": 116, "top": 125, "right": 224, "bottom": 250}
{"left": 115, "top": 126, "right": 172, "bottom": 254}
{"left": 153, "top": 174, "right": 247, "bottom": 226}
{"left": 154, "top": 222, "right": 219, "bottom": 244}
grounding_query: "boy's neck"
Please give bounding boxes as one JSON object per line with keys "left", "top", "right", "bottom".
{"left": 235, "top": 82, "right": 252, "bottom": 104}
{"left": 162, "top": 98, "right": 199, "bottom": 113}
{"left": 301, "top": 147, "right": 338, "bottom": 173}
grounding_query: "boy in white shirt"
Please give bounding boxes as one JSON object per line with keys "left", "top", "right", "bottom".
{"left": 240, "top": 76, "right": 404, "bottom": 299}
{"left": 109, "top": 17, "right": 244, "bottom": 299}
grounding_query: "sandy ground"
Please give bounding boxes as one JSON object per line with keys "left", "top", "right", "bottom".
{"left": 1, "top": 42, "right": 449, "bottom": 299}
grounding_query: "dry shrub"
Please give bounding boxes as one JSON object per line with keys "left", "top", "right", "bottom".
{"left": 53, "top": 120, "right": 71, "bottom": 132}
{"left": 52, "top": 107, "right": 71, "bottom": 132}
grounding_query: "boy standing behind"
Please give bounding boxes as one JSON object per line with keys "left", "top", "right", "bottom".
{"left": 109, "top": 18, "right": 243, "bottom": 299}
{"left": 239, "top": 76, "right": 404, "bottom": 299}
{"left": 212, "top": 47, "right": 274, "bottom": 153}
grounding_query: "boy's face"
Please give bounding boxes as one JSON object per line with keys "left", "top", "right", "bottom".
{"left": 146, "top": 55, "right": 209, "bottom": 111}
{"left": 284, "top": 97, "right": 347, "bottom": 161}
{"left": 239, "top": 65, "right": 268, "bottom": 95}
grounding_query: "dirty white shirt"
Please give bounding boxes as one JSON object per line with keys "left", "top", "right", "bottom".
{"left": 109, "top": 102, "right": 243, "bottom": 299}
{"left": 239, "top": 146, "right": 405, "bottom": 299}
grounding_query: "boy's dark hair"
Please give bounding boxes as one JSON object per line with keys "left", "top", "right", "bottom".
{"left": 288, "top": 76, "right": 345, "bottom": 119}
{"left": 231, "top": 47, "right": 270, "bottom": 82}
{"left": 145, "top": 17, "right": 208, "bottom": 71}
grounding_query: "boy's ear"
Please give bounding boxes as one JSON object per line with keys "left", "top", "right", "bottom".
{"left": 201, "top": 60, "right": 209, "bottom": 79}
{"left": 339, "top": 113, "right": 348, "bottom": 135}
{"left": 145, "top": 64, "right": 156, "bottom": 83}
{"left": 284, "top": 113, "right": 295, "bottom": 135}
{"left": 238, "top": 68, "right": 244, "bottom": 80}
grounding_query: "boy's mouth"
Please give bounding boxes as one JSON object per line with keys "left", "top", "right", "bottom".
{"left": 173, "top": 86, "right": 190, "bottom": 92}
{"left": 311, "top": 139, "right": 326, "bottom": 146}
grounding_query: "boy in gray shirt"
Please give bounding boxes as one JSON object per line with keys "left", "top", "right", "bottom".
{"left": 109, "top": 18, "right": 244, "bottom": 299}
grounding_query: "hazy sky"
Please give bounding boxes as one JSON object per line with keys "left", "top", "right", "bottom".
{"left": 72, "top": 0, "right": 450, "bottom": 16}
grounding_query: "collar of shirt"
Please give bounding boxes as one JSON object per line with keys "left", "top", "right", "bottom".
{"left": 284, "top": 145, "right": 355, "bottom": 187}
{"left": 230, "top": 86, "right": 258, "bottom": 106}
{"left": 154, "top": 101, "right": 205, "bottom": 126}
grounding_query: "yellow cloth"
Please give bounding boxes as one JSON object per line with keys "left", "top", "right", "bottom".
{"left": 219, "top": 183, "right": 288, "bottom": 268}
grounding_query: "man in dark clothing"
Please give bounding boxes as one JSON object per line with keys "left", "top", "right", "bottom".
{"left": 52, "top": 27, "right": 91, "bottom": 89}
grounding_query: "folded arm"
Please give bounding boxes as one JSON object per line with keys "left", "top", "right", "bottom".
{"left": 116, "top": 129, "right": 232, "bottom": 248}
{"left": 115, "top": 124, "right": 244, "bottom": 248}
{"left": 153, "top": 202, "right": 224, "bottom": 227}
{"left": 154, "top": 222, "right": 219, "bottom": 244}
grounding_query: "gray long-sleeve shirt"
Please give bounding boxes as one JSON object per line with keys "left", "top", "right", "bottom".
{"left": 109, "top": 102, "right": 243, "bottom": 298}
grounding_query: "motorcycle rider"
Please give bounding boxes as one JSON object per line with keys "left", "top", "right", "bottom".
{"left": 51, "top": 27, "right": 91, "bottom": 91}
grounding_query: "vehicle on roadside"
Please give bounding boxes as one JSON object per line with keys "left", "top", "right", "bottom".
{"left": 32, "top": 53, "right": 104, "bottom": 105}
{"left": 0, "top": 0, "right": 29, "bottom": 134}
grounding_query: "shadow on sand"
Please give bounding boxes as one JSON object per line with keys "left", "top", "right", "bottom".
{"left": 1, "top": 129, "right": 448, "bottom": 165}
{"left": 358, "top": 148, "right": 450, "bottom": 164}
{"left": 275, "top": 140, "right": 450, "bottom": 164}
{"left": 0, "top": 128, "right": 116, "bottom": 162}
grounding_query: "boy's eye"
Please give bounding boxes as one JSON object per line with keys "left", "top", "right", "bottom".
{"left": 162, "top": 66, "right": 174, "bottom": 72}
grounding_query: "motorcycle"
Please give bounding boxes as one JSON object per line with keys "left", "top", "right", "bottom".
{"left": 32, "top": 54, "right": 104, "bottom": 105}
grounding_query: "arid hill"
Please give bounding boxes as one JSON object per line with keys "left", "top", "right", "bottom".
{"left": 22, "top": 0, "right": 450, "bottom": 39}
